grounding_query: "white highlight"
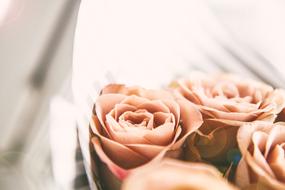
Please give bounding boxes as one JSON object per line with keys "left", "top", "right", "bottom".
{"left": 0, "top": 0, "right": 12, "bottom": 24}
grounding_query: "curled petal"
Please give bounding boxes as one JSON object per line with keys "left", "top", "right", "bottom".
{"left": 94, "top": 135, "right": 149, "bottom": 169}
{"left": 268, "top": 145, "right": 285, "bottom": 182}
{"left": 91, "top": 137, "right": 129, "bottom": 180}
{"left": 95, "top": 94, "right": 126, "bottom": 130}
{"left": 143, "top": 122, "right": 175, "bottom": 146}
{"left": 173, "top": 98, "right": 203, "bottom": 149}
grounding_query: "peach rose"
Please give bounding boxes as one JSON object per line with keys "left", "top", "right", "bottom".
{"left": 90, "top": 84, "right": 203, "bottom": 189}
{"left": 170, "top": 72, "right": 285, "bottom": 162}
{"left": 121, "top": 158, "right": 239, "bottom": 190}
{"left": 235, "top": 121, "right": 285, "bottom": 190}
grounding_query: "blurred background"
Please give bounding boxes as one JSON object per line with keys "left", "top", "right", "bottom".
{"left": 0, "top": 0, "right": 285, "bottom": 189}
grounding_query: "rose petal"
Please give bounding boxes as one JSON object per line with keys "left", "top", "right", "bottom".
{"left": 262, "top": 89, "right": 285, "bottom": 115}
{"left": 268, "top": 145, "right": 285, "bottom": 182}
{"left": 172, "top": 98, "right": 203, "bottom": 149}
{"left": 199, "top": 105, "right": 273, "bottom": 122}
{"left": 101, "top": 84, "right": 125, "bottom": 94}
{"left": 125, "top": 144, "right": 165, "bottom": 159}
{"left": 98, "top": 135, "right": 149, "bottom": 169}
{"left": 111, "top": 103, "right": 137, "bottom": 120}
{"left": 174, "top": 80, "right": 202, "bottom": 104}
{"left": 264, "top": 124, "right": 285, "bottom": 158}
{"left": 237, "top": 122, "right": 274, "bottom": 155}
{"left": 121, "top": 95, "right": 149, "bottom": 107}
{"left": 144, "top": 122, "right": 175, "bottom": 146}
{"left": 119, "top": 111, "right": 152, "bottom": 125}
{"left": 244, "top": 152, "right": 283, "bottom": 189}
{"left": 105, "top": 114, "right": 151, "bottom": 144}
{"left": 251, "top": 131, "right": 275, "bottom": 177}
{"left": 160, "top": 98, "right": 180, "bottom": 127}
{"left": 194, "top": 87, "right": 231, "bottom": 112}
{"left": 153, "top": 112, "right": 173, "bottom": 127}
{"left": 91, "top": 137, "right": 129, "bottom": 180}
{"left": 223, "top": 100, "right": 260, "bottom": 113}
{"left": 235, "top": 157, "right": 251, "bottom": 188}
{"left": 95, "top": 94, "right": 126, "bottom": 132}
{"left": 137, "top": 100, "right": 170, "bottom": 113}
{"left": 122, "top": 159, "right": 239, "bottom": 190}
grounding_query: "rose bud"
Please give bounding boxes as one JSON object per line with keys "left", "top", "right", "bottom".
{"left": 170, "top": 72, "right": 285, "bottom": 163}
{"left": 121, "top": 158, "right": 239, "bottom": 190}
{"left": 235, "top": 121, "right": 285, "bottom": 190}
{"left": 90, "top": 84, "right": 203, "bottom": 190}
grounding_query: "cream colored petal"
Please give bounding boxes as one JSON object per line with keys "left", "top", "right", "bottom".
{"left": 106, "top": 114, "right": 125, "bottom": 132}
{"left": 262, "top": 89, "right": 285, "bottom": 115}
{"left": 202, "top": 107, "right": 252, "bottom": 121}
{"left": 211, "top": 81, "right": 239, "bottom": 98}
{"left": 125, "top": 144, "right": 165, "bottom": 159}
{"left": 100, "top": 84, "right": 126, "bottom": 94}
{"left": 105, "top": 115, "right": 151, "bottom": 145}
{"left": 160, "top": 98, "right": 180, "bottom": 126}
{"left": 95, "top": 94, "right": 126, "bottom": 131}
{"left": 137, "top": 100, "right": 170, "bottom": 113}
{"left": 251, "top": 131, "right": 275, "bottom": 177}
{"left": 91, "top": 137, "right": 129, "bottom": 180}
{"left": 194, "top": 88, "right": 230, "bottom": 112}
{"left": 97, "top": 135, "right": 149, "bottom": 169}
{"left": 223, "top": 100, "right": 259, "bottom": 113}
{"left": 264, "top": 124, "right": 285, "bottom": 158}
{"left": 153, "top": 112, "right": 173, "bottom": 127}
{"left": 237, "top": 122, "right": 274, "bottom": 155}
{"left": 105, "top": 112, "right": 176, "bottom": 146}
{"left": 144, "top": 122, "right": 175, "bottom": 146}
{"left": 199, "top": 105, "right": 264, "bottom": 121}
{"left": 119, "top": 110, "right": 152, "bottom": 125}
{"left": 122, "top": 159, "right": 239, "bottom": 190}
{"left": 173, "top": 98, "right": 203, "bottom": 149}
{"left": 111, "top": 103, "right": 137, "bottom": 120}
{"left": 268, "top": 144, "right": 285, "bottom": 182}
{"left": 174, "top": 79, "right": 202, "bottom": 104}
{"left": 235, "top": 157, "right": 251, "bottom": 188}
{"left": 245, "top": 152, "right": 285, "bottom": 190}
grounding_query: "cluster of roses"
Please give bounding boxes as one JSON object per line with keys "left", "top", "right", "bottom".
{"left": 89, "top": 72, "right": 285, "bottom": 190}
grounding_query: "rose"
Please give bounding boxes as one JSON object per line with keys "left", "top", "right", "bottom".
{"left": 235, "top": 121, "right": 285, "bottom": 190}
{"left": 90, "top": 84, "right": 203, "bottom": 189}
{"left": 170, "top": 72, "right": 285, "bottom": 163}
{"left": 121, "top": 158, "right": 239, "bottom": 190}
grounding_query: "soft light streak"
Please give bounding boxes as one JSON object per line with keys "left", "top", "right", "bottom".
{"left": 0, "top": 0, "right": 12, "bottom": 24}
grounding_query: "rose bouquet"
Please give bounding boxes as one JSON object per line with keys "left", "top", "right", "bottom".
{"left": 85, "top": 72, "right": 285, "bottom": 190}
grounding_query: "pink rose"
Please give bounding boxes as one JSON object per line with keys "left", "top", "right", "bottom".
{"left": 170, "top": 72, "right": 285, "bottom": 162}
{"left": 122, "top": 158, "right": 239, "bottom": 190}
{"left": 90, "top": 84, "right": 203, "bottom": 189}
{"left": 235, "top": 121, "right": 285, "bottom": 190}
